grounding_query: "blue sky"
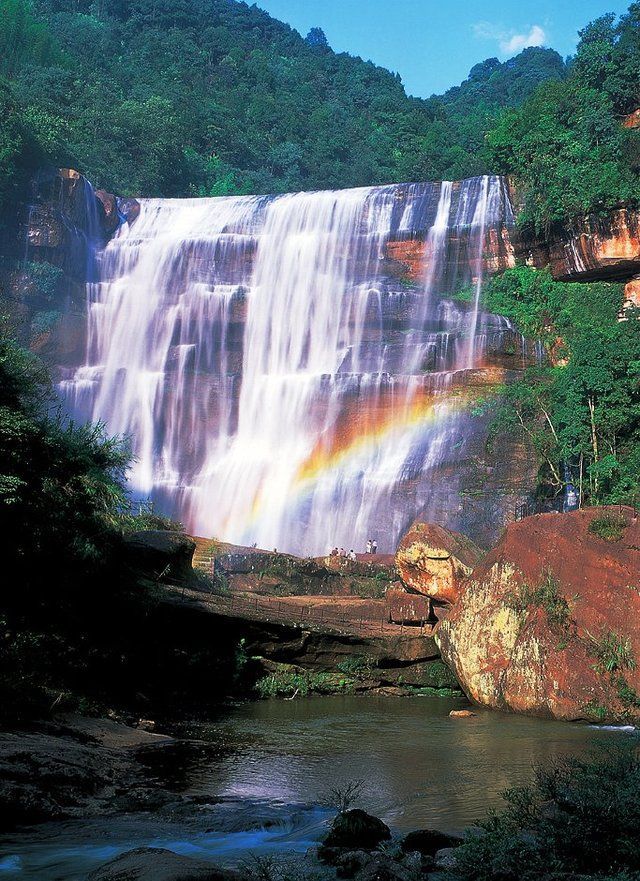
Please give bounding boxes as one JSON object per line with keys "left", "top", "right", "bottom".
{"left": 256, "top": 0, "right": 632, "bottom": 97}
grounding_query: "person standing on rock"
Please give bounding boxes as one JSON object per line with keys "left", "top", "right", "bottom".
{"left": 348, "top": 549, "right": 356, "bottom": 561}
{"left": 372, "top": 539, "right": 378, "bottom": 555}
{"left": 366, "top": 539, "right": 372, "bottom": 554}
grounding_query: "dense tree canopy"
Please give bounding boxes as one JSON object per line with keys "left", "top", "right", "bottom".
{"left": 0, "top": 0, "right": 567, "bottom": 202}
{"left": 483, "top": 268, "right": 640, "bottom": 505}
{"left": 486, "top": 5, "right": 640, "bottom": 232}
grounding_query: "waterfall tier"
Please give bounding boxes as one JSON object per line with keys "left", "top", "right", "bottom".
{"left": 61, "top": 176, "right": 522, "bottom": 555}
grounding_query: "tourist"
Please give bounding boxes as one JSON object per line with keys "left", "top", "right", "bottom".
{"left": 329, "top": 547, "right": 338, "bottom": 557}
{"left": 366, "top": 539, "right": 372, "bottom": 554}
{"left": 348, "top": 549, "right": 356, "bottom": 561}
{"left": 372, "top": 539, "right": 378, "bottom": 554}
{"left": 339, "top": 547, "right": 346, "bottom": 558}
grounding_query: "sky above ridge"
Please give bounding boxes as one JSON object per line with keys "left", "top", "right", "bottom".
{"left": 256, "top": 0, "right": 631, "bottom": 97}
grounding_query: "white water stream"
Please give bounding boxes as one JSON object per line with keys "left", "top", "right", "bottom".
{"left": 61, "top": 177, "right": 513, "bottom": 554}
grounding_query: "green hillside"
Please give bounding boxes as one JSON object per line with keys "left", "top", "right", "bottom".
{"left": 0, "top": 0, "right": 565, "bottom": 204}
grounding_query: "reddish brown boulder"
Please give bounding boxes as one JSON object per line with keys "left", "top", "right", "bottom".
{"left": 624, "top": 278, "right": 640, "bottom": 309}
{"left": 386, "top": 587, "right": 432, "bottom": 624}
{"left": 623, "top": 109, "right": 640, "bottom": 129}
{"left": 395, "top": 521, "right": 483, "bottom": 605}
{"left": 95, "top": 189, "right": 120, "bottom": 236}
{"left": 437, "top": 507, "right": 640, "bottom": 722}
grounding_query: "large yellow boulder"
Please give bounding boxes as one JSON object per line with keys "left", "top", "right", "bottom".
{"left": 395, "top": 521, "right": 483, "bottom": 605}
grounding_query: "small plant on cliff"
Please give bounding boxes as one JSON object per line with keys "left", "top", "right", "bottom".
{"left": 588, "top": 513, "right": 628, "bottom": 543}
{"left": 589, "top": 630, "right": 637, "bottom": 676}
{"left": 336, "top": 655, "right": 375, "bottom": 678}
{"left": 507, "top": 571, "right": 570, "bottom": 632}
{"left": 327, "top": 780, "right": 365, "bottom": 814}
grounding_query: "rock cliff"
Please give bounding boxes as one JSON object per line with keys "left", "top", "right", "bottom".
{"left": 437, "top": 507, "right": 640, "bottom": 722}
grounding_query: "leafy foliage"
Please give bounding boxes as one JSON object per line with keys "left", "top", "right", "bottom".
{"left": 485, "top": 5, "right": 640, "bottom": 232}
{"left": 0, "top": 0, "right": 566, "bottom": 208}
{"left": 589, "top": 630, "right": 637, "bottom": 674}
{"left": 0, "top": 327, "right": 242, "bottom": 721}
{"left": 451, "top": 750, "right": 640, "bottom": 881}
{"left": 589, "top": 512, "right": 629, "bottom": 542}
{"left": 483, "top": 268, "right": 640, "bottom": 505}
{"left": 507, "top": 571, "right": 571, "bottom": 631}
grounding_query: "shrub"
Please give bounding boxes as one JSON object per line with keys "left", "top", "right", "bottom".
{"left": 254, "top": 669, "right": 345, "bottom": 698}
{"left": 326, "top": 780, "right": 365, "bottom": 814}
{"left": 452, "top": 750, "right": 640, "bottom": 881}
{"left": 589, "top": 630, "right": 636, "bottom": 675}
{"left": 507, "top": 571, "right": 571, "bottom": 631}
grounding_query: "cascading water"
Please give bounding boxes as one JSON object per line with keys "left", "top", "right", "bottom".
{"left": 60, "top": 176, "right": 514, "bottom": 555}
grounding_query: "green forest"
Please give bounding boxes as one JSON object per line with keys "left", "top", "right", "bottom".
{"left": 0, "top": 0, "right": 639, "bottom": 230}
{"left": 0, "top": 0, "right": 639, "bottom": 511}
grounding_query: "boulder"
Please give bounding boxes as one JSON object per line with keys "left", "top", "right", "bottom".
{"left": 437, "top": 507, "right": 640, "bottom": 722}
{"left": 333, "top": 850, "right": 421, "bottom": 880}
{"left": 434, "top": 847, "right": 459, "bottom": 871}
{"left": 117, "top": 196, "right": 141, "bottom": 226}
{"left": 95, "top": 189, "right": 120, "bottom": 236}
{"left": 323, "top": 809, "right": 392, "bottom": 851}
{"left": 87, "top": 847, "right": 240, "bottom": 880}
{"left": 401, "top": 829, "right": 462, "bottom": 856}
{"left": 386, "top": 588, "right": 432, "bottom": 624}
{"left": 395, "top": 521, "right": 483, "bottom": 605}
{"left": 624, "top": 277, "right": 640, "bottom": 309}
{"left": 123, "top": 530, "right": 196, "bottom": 583}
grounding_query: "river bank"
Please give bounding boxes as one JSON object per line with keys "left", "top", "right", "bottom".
{"left": 1, "top": 695, "right": 634, "bottom": 880}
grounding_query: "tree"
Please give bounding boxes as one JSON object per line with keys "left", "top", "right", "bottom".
{"left": 305, "top": 26, "right": 329, "bottom": 48}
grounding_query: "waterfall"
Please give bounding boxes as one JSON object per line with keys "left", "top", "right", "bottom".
{"left": 60, "top": 176, "right": 513, "bottom": 555}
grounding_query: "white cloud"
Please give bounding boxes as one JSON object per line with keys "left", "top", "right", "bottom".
{"left": 472, "top": 22, "right": 547, "bottom": 56}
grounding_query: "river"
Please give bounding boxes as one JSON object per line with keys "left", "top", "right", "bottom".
{"left": 0, "top": 695, "right": 633, "bottom": 879}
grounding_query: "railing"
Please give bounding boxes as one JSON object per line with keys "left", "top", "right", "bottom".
{"left": 515, "top": 499, "right": 639, "bottom": 522}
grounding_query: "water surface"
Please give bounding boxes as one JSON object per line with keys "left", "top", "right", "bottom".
{"left": 0, "top": 695, "right": 632, "bottom": 880}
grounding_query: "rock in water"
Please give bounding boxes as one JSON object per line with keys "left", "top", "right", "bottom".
{"left": 437, "top": 508, "right": 640, "bottom": 722}
{"left": 401, "top": 829, "right": 463, "bottom": 855}
{"left": 87, "top": 847, "right": 240, "bottom": 880}
{"left": 395, "top": 521, "right": 483, "bottom": 605}
{"left": 323, "top": 809, "right": 392, "bottom": 850}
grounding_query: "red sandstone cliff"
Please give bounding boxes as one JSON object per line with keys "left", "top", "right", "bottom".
{"left": 437, "top": 507, "right": 640, "bottom": 722}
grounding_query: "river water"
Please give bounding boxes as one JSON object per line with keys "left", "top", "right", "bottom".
{"left": 0, "top": 696, "right": 632, "bottom": 880}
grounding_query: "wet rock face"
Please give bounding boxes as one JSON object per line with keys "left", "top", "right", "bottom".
{"left": 516, "top": 207, "right": 640, "bottom": 282}
{"left": 437, "top": 507, "right": 640, "bottom": 722}
{"left": 23, "top": 168, "right": 140, "bottom": 278}
{"left": 395, "top": 521, "right": 483, "bottom": 605}
{"left": 87, "top": 847, "right": 241, "bottom": 880}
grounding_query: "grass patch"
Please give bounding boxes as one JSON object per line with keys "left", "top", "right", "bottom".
{"left": 507, "top": 571, "right": 571, "bottom": 631}
{"left": 589, "top": 629, "right": 636, "bottom": 675}
{"left": 336, "top": 655, "right": 376, "bottom": 678}
{"left": 421, "top": 659, "right": 460, "bottom": 690}
{"left": 588, "top": 512, "right": 627, "bottom": 542}
{"left": 255, "top": 669, "right": 354, "bottom": 698}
